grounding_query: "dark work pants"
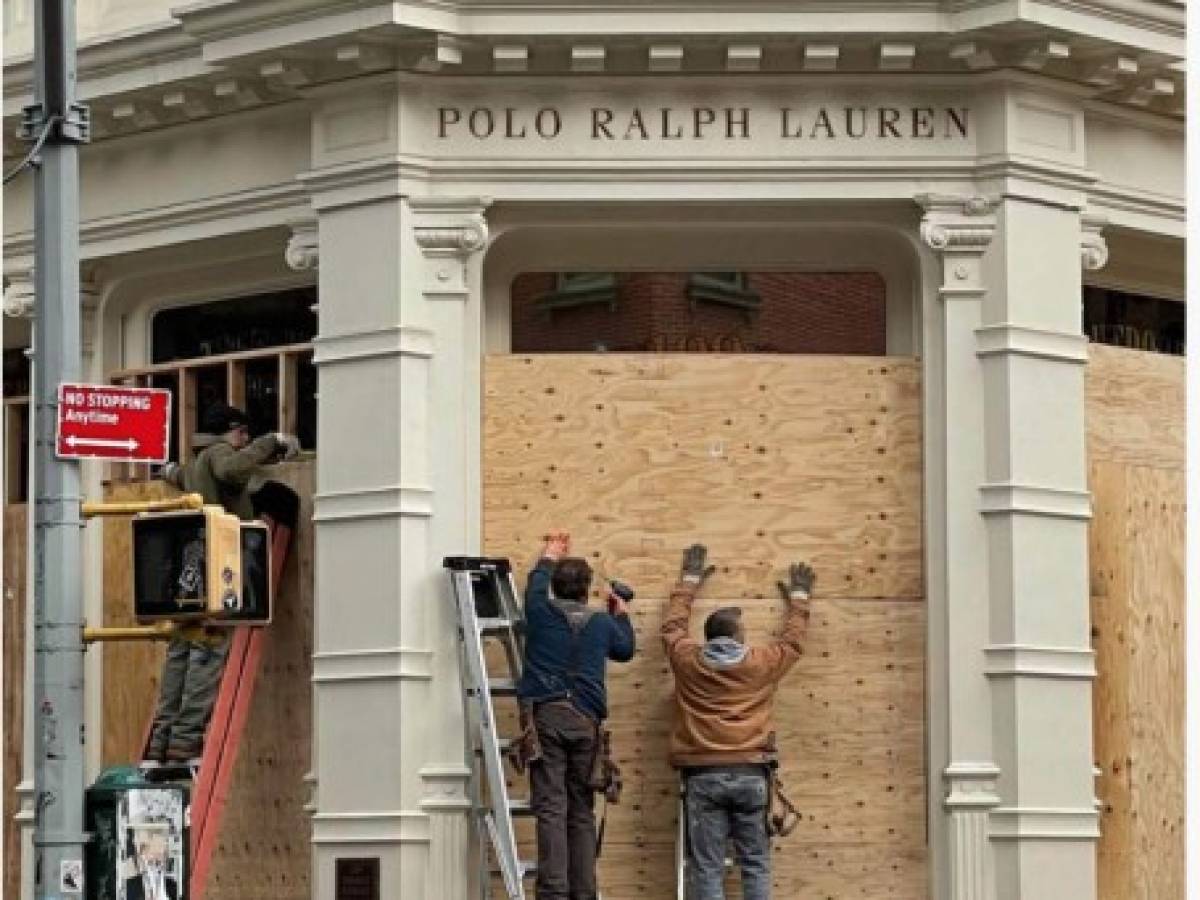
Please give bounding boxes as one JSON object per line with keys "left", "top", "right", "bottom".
{"left": 529, "top": 702, "right": 598, "bottom": 900}
{"left": 147, "top": 634, "right": 230, "bottom": 758}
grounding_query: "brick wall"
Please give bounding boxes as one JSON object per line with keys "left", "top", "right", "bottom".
{"left": 510, "top": 271, "right": 887, "bottom": 354}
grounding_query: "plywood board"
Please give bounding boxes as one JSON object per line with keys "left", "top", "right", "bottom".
{"left": 1126, "top": 467, "right": 1184, "bottom": 900}
{"left": 491, "top": 595, "right": 926, "bottom": 899}
{"left": 3, "top": 504, "right": 28, "bottom": 900}
{"left": 206, "top": 462, "right": 314, "bottom": 900}
{"left": 1086, "top": 344, "right": 1184, "bottom": 469}
{"left": 1087, "top": 345, "right": 1185, "bottom": 900}
{"left": 101, "top": 480, "right": 172, "bottom": 766}
{"left": 484, "top": 354, "right": 926, "bottom": 899}
{"left": 485, "top": 355, "right": 923, "bottom": 602}
{"left": 99, "top": 464, "right": 315, "bottom": 900}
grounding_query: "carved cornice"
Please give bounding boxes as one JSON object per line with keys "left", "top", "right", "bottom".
{"left": 285, "top": 219, "right": 320, "bottom": 271}
{"left": 916, "top": 194, "right": 998, "bottom": 253}
{"left": 1080, "top": 212, "right": 1109, "bottom": 271}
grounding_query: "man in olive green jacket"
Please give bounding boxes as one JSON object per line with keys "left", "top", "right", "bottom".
{"left": 144, "top": 404, "right": 299, "bottom": 764}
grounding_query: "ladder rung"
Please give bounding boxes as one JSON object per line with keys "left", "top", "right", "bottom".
{"left": 491, "top": 860, "right": 538, "bottom": 879}
{"left": 489, "top": 678, "right": 518, "bottom": 696}
{"left": 478, "top": 617, "right": 517, "bottom": 635}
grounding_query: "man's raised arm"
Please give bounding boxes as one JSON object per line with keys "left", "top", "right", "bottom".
{"left": 756, "top": 562, "right": 817, "bottom": 678}
{"left": 662, "top": 543, "right": 716, "bottom": 662}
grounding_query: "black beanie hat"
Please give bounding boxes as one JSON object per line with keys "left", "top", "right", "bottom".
{"left": 203, "top": 403, "right": 250, "bottom": 434}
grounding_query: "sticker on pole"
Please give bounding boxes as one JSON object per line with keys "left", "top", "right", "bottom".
{"left": 56, "top": 383, "right": 172, "bottom": 464}
{"left": 60, "top": 859, "right": 83, "bottom": 893}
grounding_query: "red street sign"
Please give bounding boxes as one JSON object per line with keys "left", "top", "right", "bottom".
{"left": 56, "top": 383, "right": 172, "bottom": 463}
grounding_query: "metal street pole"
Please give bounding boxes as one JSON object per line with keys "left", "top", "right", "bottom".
{"left": 23, "top": 0, "right": 91, "bottom": 895}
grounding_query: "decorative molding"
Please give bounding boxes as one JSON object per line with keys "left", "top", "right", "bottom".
{"left": 916, "top": 194, "right": 996, "bottom": 305}
{"left": 3, "top": 266, "right": 35, "bottom": 319}
{"left": 311, "top": 810, "right": 430, "bottom": 845}
{"left": 1080, "top": 213, "right": 1109, "bottom": 271}
{"left": 944, "top": 763, "right": 1000, "bottom": 900}
{"left": 313, "top": 485, "right": 434, "bottom": 522}
{"left": 944, "top": 762, "right": 1002, "bottom": 810}
{"left": 5, "top": 181, "right": 310, "bottom": 262}
{"left": 422, "top": 765, "right": 473, "bottom": 900}
{"left": 989, "top": 807, "right": 1101, "bottom": 841}
{"left": 978, "top": 483, "right": 1092, "bottom": 520}
{"left": 408, "top": 197, "right": 492, "bottom": 302}
{"left": 412, "top": 216, "right": 489, "bottom": 258}
{"left": 311, "top": 647, "right": 434, "bottom": 683}
{"left": 419, "top": 764, "right": 473, "bottom": 813}
{"left": 285, "top": 219, "right": 320, "bottom": 271}
{"left": 916, "top": 194, "right": 997, "bottom": 252}
{"left": 983, "top": 644, "right": 1097, "bottom": 680}
{"left": 975, "top": 324, "right": 1089, "bottom": 364}
{"left": 303, "top": 770, "right": 318, "bottom": 815}
{"left": 312, "top": 325, "right": 435, "bottom": 365}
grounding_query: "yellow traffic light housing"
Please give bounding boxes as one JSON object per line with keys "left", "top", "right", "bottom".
{"left": 131, "top": 506, "right": 272, "bottom": 625}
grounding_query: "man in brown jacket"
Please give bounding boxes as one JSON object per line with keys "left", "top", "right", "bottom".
{"left": 662, "top": 544, "right": 815, "bottom": 900}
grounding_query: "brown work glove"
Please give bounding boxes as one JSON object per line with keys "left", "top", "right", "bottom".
{"left": 681, "top": 544, "right": 717, "bottom": 587}
{"left": 776, "top": 562, "right": 816, "bottom": 602}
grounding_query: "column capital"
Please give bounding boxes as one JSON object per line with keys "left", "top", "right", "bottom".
{"left": 1080, "top": 213, "right": 1109, "bottom": 271}
{"left": 409, "top": 197, "right": 491, "bottom": 258}
{"left": 407, "top": 197, "right": 492, "bottom": 302}
{"left": 3, "top": 263, "right": 35, "bottom": 319}
{"left": 916, "top": 194, "right": 997, "bottom": 254}
{"left": 285, "top": 218, "right": 320, "bottom": 271}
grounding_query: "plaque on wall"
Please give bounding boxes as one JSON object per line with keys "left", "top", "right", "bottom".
{"left": 335, "top": 858, "right": 380, "bottom": 900}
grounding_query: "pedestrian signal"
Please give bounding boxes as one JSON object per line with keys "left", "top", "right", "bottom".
{"left": 131, "top": 506, "right": 272, "bottom": 625}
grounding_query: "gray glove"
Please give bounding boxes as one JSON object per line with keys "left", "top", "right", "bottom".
{"left": 777, "top": 562, "right": 816, "bottom": 601}
{"left": 273, "top": 432, "right": 302, "bottom": 460}
{"left": 681, "top": 544, "right": 717, "bottom": 586}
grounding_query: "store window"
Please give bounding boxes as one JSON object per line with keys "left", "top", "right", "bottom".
{"left": 119, "top": 287, "right": 318, "bottom": 463}
{"left": 1084, "top": 285, "right": 1184, "bottom": 355}
{"left": 511, "top": 271, "right": 887, "bottom": 354}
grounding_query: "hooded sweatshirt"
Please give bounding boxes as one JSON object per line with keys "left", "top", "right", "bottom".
{"left": 661, "top": 581, "right": 809, "bottom": 768}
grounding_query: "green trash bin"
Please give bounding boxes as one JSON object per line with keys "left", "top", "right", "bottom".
{"left": 85, "top": 767, "right": 189, "bottom": 900}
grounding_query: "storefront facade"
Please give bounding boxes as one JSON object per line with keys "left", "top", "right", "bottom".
{"left": 2, "top": 2, "right": 1185, "bottom": 898}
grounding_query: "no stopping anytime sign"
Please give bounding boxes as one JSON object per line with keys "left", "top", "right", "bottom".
{"left": 56, "top": 383, "right": 172, "bottom": 463}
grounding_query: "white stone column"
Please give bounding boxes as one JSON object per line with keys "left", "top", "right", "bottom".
{"left": 979, "top": 196, "right": 1099, "bottom": 900}
{"left": 918, "top": 196, "right": 1000, "bottom": 900}
{"left": 301, "top": 142, "right": 487, "bottom": 894}
{"left": 283, "top": 223, "right": 323, "bottom": 827}
{"left": 3, "top": 262, "right": 37, "bottom": 900}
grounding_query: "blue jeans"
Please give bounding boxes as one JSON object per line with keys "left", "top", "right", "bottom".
{"left": 685, "top": 770, "right": 771, "bottom": 900}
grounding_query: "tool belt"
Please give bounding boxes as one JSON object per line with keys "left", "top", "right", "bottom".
{"left": 508, "top": 698, "right": 623, "bottom": 808}
{"left": 763, "top": 732, "right": 800, "bottom": 837}
{"left": 766, "top": 768, "right": 801, "bottom": 837}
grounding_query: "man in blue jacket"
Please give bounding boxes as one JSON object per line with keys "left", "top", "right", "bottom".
{"left": 517, "top": 530, "right": 636, "bottom": 900}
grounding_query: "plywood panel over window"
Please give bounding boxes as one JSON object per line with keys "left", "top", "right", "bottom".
{"left": 1088, "top": 344, "right": 1185, "bottom": 900}
{"left": 484, "top": 354, "right": 925, "bottom": 899}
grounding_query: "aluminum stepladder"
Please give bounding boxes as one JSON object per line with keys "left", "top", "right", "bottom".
{"left": 444, "top": 556, "right": 536, "bottom": 900}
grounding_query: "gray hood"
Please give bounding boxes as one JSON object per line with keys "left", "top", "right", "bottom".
{"left": 701, "top": 636, "right": 748, "bottom": 669}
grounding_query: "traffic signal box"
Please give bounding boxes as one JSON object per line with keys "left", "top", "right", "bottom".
{"left": 132, "top": 506, "right": 272, "bottom": 625}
